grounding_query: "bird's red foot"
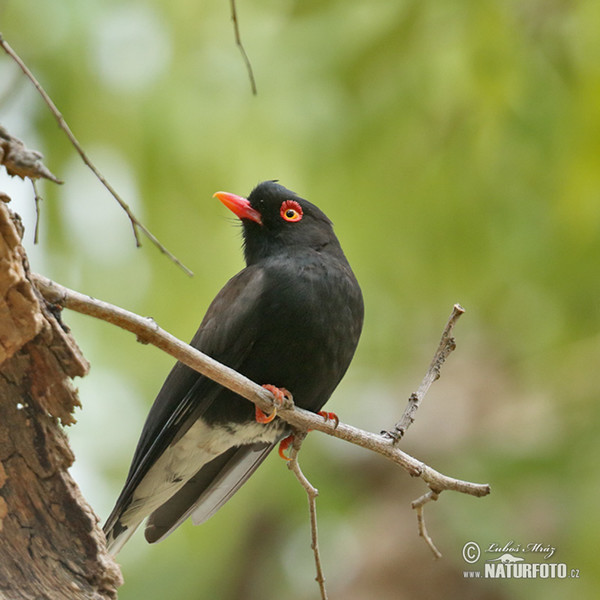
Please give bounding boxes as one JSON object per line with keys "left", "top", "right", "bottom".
{"left": 318, "top": 410, "right": 340, "bottom": 428}
{"left": 275, "top": 411, "right": 339, "bottom": 460}
{"left": 278, "top": 434, "right": 294, "bottom": 461}
{"left": 255, "top": 385, "right": 291, "bottom": 424}
{"left": 255, "top": 405, "right": 276, "bottom": 424}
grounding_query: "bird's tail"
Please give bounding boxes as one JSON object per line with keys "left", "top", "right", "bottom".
{"left": 103, "top": 512, "right": 143, "bottom": 556}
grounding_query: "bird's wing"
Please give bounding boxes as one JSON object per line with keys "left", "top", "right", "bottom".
{"left": 144, "top": 441, "right": 277, "bottom": 543}
{"left": 104, "top": 266, "right": 266, "bottom": 538}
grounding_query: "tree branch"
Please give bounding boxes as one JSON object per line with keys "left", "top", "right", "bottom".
{"left": 0, "top": 35, "right": 193, "bottom": 276}
{"left": 30, "top": 274, "right": 491, "bottom": 553}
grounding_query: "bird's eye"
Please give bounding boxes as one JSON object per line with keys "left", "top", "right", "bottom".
{"left": 280, "top": 200, "right": 303, "bottom": 222}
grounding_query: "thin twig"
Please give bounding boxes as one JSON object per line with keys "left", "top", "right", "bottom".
{"left": 31, "top": 180, "right": 41, "bottom": 244}
{"left": 31, "top": 274, "right": 491, "bottom": 559}
{"left": 230, "top": 0, "right": 257, "bottom": 95}
{"left": 384, "top": 303, "right": 465, "bottom": 442}
{"left": 0, "top": 34, "right": 193, "bottom": 276}
{"left": 411, "top": 490, "right": 442, "bottom": 559}
{"left": 287, "top": 432, "right": 328, "bottom": 600}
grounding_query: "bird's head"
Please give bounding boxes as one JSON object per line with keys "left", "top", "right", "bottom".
{"left": 214, "top": 181, "right": 340, "bottom": 264}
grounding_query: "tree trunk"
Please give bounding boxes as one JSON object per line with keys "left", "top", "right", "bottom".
{"left": 0, "top": 200, "right": 122, "bottom": 599}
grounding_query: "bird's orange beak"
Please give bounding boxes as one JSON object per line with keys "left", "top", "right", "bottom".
{"left": 214, "top": 191, "right": 262, "bottom": 225}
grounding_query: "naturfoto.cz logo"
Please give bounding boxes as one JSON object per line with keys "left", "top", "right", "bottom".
{"left": 461, "top": 541, "right": 581, "bottom": 580}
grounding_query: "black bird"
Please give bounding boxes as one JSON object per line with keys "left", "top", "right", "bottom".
{"left": 103, "top": 181, "right": 364, "bottom": 554}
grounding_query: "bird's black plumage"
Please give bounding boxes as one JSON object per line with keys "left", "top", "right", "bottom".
{"left": 103, "top": 181, "right": 363, "bottom": 553}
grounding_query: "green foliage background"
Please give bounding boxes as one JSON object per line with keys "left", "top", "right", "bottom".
{"left": 1, "top": 1, "right": 598, "bottom": 598}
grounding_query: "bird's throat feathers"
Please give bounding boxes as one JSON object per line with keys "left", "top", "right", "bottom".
{"left": 241, "top": 225, "right": 342, "bottom": 266}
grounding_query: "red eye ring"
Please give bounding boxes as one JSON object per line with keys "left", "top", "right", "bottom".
{"left": 280, "top": 200, "right": 303, "bottom": 222}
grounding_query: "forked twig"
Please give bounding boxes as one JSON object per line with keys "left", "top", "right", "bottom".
{"left": 412, "top": 490, "right": 442, "bottom": 559}
{"left": 0, "top": 34, "right": 193, "bottom": 276}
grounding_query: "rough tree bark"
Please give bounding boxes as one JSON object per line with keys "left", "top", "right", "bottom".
{"left": 0, "top": 199, "right": 122, "bottom": 599}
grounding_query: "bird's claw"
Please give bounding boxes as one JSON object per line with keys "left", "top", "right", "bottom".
{"left": 277, "top": 434, "right": 294, "bottom": 461}
{"left": 275, "top": 411, "right": 339, "bottom": 461}
{"left": 256, "top": 385, "right": 292, "bottom": 424}
{"left": 318, "top": 410, "right": 340, "bottom": 429}
{"left": 255, "top": 406, "right": 276, "bottom": 423}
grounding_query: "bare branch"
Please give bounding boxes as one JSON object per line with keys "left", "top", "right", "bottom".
{"left": 31, "top": 273, "right": 489, "bottom": 495}
{"left": 30, "top": 273, "right": 280, "bottom": 417}
{"left": 30, "top": 274, "right": 491, "bottom": 559}
{"left": 0, "top": 35, "right": 193, "bottom": 277}
{"left": 384, "top": 303, "right": 465, "bottom": 442}
{"left": 287, "top": 432, "right": 328, "bottom": 600}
